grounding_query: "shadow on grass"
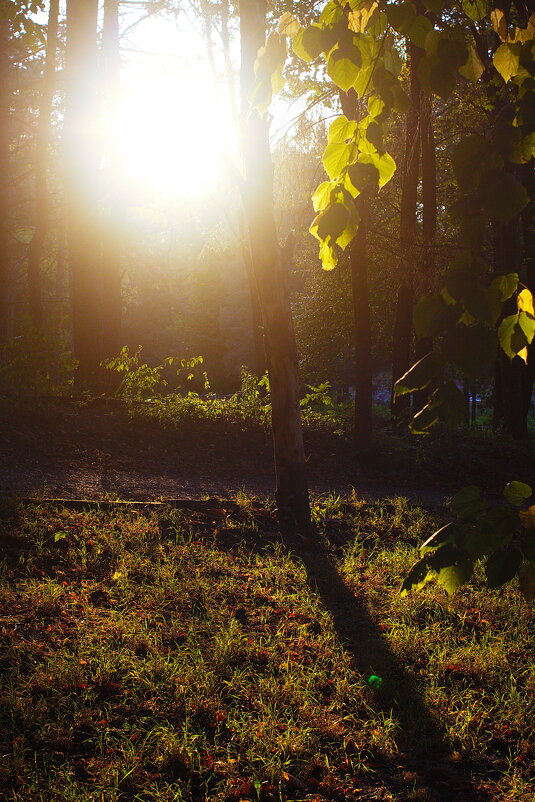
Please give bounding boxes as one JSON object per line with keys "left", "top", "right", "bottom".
{"left": 283, "top": 528, "right": 490, "bottom": 802}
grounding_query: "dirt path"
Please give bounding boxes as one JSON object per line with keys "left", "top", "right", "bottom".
{"left": 1, "top": 399, "right": 450, "bottom": 507}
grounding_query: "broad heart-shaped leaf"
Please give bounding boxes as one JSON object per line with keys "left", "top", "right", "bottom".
{"left": 427, "top": 543, "right": 474, "bottom": 595}
{"left": 458, "top": 44, "right": 485, "bottom": 82}
{"left": 478, "top": 168, "right": 529, "bottom": 223}
{"left": 485, "top": 544, "right": 523, "bottom": 588}
{"left": 278, "top": 12, "right": 301, "bottom": 38}
{"left": 498, "top": 314, "right": 532, "bottom": 360}
{"left": 312, "top": 181, "right": 335, "bottom": 212}
{"left": 461, "top": 0, "right": 490, "bottom": 22}
{"left": 322, "top": 141, "right": 354, "bottom": 180}
{"left": 400, "top": 556, "right": 434, "bottom": 596}
{"left": 504, "top": 481, "right": 532, "bottom": 507}
{"left": 394, "top": 351, "right": 443, "bottom": 397}
{"left": 319, "top": 0, "right": 344, "bottom": 25}
{"left": 413, "top": 293, "right": 459, "bottom": 338}
{"left": 518, "top": 309, "right": 535, "bottom": 346}
{"left": 468, "top": 505, "right": 520, "bottom": 556}
{"left": 448, "top": 485, "right": 486, "bottom": 518}
{"left": 407, "top": 15, "right": 433, "bottom": 49}
{"left": 314, "top": 202, "right": 350, "bottom": 242}
{"left": 328, "top": 115, "right": 357, "bottom": 144}
{"left": 364, "top": 120, "right": 384, "bottom": 152}
{"left": 327, "top": 49, "right": 362, "bottom": 92}
{"left": 420, "top": 522, "right": 457, "bottom": 555}
{"left": 518, "top": 562, "right": 535, "bottom": 602}
{"left": 412, "top": 381, "right": 467, "bottom": 434}
{"left": 442, "top": 324, "right": 497, "bottom": 381}
{"left": 358, "top": 152, "right": 395, "bottom": 187}
{"left": 385, "top": 1, "right": 416, "bottom": 34}
{"left": 346, "top": 161, "right": 380, "bottom": 194}
{"left": 491, "top": 273, "right": 518, "bottom": 302}
{"left": 451, "top": 135, "right": 491, "bottom": 192}
{"left": 493, "top": 42, "right": 521, "bottom": 82}
{"left": 292, "top": 24, "right": 324, "bottom": 62}
{"left": 318, "top": 238, "right": 338, "bottom": 270}
{"left": 518, "top": 288, "right": 535, "bottom": 316}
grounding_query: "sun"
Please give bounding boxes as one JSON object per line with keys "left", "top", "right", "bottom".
{"left": 117, "top": 13, "right": 236, "bottom": 198}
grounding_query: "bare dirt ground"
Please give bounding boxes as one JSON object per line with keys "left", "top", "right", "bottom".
{"left": 0, "top": 399, "right": 451, "bottom": 506}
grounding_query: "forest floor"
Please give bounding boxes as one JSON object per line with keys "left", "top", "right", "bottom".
{"left": 0, "top": 396, "right": 532, "bottom": 506}
{"left": 0, "top": 499, "right": 533, "bottom": 801}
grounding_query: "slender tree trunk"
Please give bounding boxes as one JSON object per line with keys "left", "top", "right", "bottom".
{"left": 239, "top": 0, "right": 310, "bottom": 531}
{"left": 339, "top": 90, "right": 373, "bottom": 450}
{"left": 239, "top": 214, "right": 268, "bottom": 375}
{"left": 391, "top": 43, "right": 421, "bottom": 423}
{"left": 413, "top": 90, "right": 436, "bottom": 411}
{"left": 99, "top": 0, "right": 122, "bottom": 364}
{"left": 0, "top": 13, "right": 11, "bottom": 342}
{"left": 65, "top": 0, "right": 101, "bottom": 388}
{"left": 26, "top": 0, "right": 59, "bottom": 333}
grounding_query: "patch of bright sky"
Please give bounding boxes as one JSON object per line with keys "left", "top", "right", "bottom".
{"left": 118, "top": 6, "right": 237, "bottom": 198}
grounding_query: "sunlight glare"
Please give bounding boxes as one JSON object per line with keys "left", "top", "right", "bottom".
{"left": 119, "top": 16, "right": 234, "bottom": 198}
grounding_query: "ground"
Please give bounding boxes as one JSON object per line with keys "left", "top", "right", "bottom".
{"left": 1, "top": 397, "right": 528, "bottom": 505}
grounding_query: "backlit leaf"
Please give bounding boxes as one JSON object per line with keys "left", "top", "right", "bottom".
{"left": 504, "top": 481, "right": 532, "bottom": 507}
{"left": 491, "top": 273, "right": 518, "bottom": 302}
{"left": 328, "top": 115, "right": 357, "bottom": 143}
{"left": 292, "top": 24, "right": 324, "bottom": 62}
{"left": 518, "top": 288, "right": 535, "bottom": 316}
{"left": 394, "top": 351, "right": 443, "bottom": 396}
{"left": 458, "top": 44, "right": 485, "bottom": 82}
{"left": 312, "top": 181, "right": 335, "bottom": 212}
{"left": 327, "top": 49, "right": 362, "bottom": 92}
{"left": 278, "top": 12, "right": 301, "bottom": 38}
{"left": 322, "top": 141, "right": 354, "bottom": 179}
{"left": 493, "top": 42, "right": 521, "bottom": 82}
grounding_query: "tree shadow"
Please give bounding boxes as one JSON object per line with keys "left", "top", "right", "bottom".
{"left": 281, "top": 527, "right": 491, "bottom": 802}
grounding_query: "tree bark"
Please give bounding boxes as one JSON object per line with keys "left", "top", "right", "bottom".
{"left": 99, "top": 0, "right": 122, "bottom": 365}
{"left": 239, "top": 0, "right": 310, "bottom": 531}
{"left": 391, "top": 43, "right": 421, "bottom": 423}
{"left": 339, "top": 90, "right": 373, "bottom": 451}
{"left": 65, "top": 0, "right": 101, "bottom": 388}
{"left": 413, "top": 90, "right": 436, "bottom": 412}
{"left": 0, "top": 13, "right": 11, "bottom": 341}
{"left": 26, "top": 0, "right": 59, "bottom": 333}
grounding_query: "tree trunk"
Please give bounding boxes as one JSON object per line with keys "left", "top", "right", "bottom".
{"left": 26, "top": 0, "right": 59, "bottom": 333}
{"left": 391, "top": 43, "right": 421, "bottom": 423}
{"left": 413, "top": 89, "right": 436, "bottom": 412}
{"left": 493, "top": 177, "right": 531, "bottom": 439}
{"left": 239, "top": 0, "right": 310, "bottom": 531}
{"left": 65, "top": 0, "right": 101, "bottom": 389}
{"left": 99, "top": 0, "right": 122, "bottom": 365}
{"left": 339, "top": 90, "right": 373, "bottom": 451}
{"left": 0, "top": 13, "right": 11, "bottom": 342}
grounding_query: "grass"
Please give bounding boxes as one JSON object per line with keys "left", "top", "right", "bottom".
{"left": 0, "top": 495, "right": 533, "bottom": 801}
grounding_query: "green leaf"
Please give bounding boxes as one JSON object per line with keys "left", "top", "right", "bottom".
{"left": 400, "top": 556, "right": 434, "bottom": 596}
{"left": 394, "top": 351, "right": 443, "bottom": 396}
{"left": 518, "top": 309, "right": 535, "bottom": 343}
{"left": 320, "top": 1, "right": 344, "bottom": 25}
{"left": 327, "top": 48, "right": 362, "bottom": 92}
{"left": 485, "top": 544, "right": 523, "bottom": 588}
{"left": 358, "top": 152, "right": 395, "bottom": 186}
{"left": 460, "top": 0, "right": 490, "bottom": 22}
{"left": 312, "top": 181, "right": 335, "bottom": 212}
{"left": 491, "top": 273, "right": 518, "bottom": 302}
{"left": 411, "top": 382, "right": 466, "bottom": 433}
{"left": 427, "top": 543, "right": 473, "bottom": 594}
{"left": 504, "top": 481, "right": 532, "bottom": 507}
{"left": 407, "top": 15, "right": 433, "bottom": 48}
{"left": 328, "top": 115, "right": 357, "bottom": 143}
{"left": 413, "top": 293, "right": 458, "bottom": 338}
{"left": 448, "top": 485, "right": 486, "bottom": 518}
{"left": 442, "top": 324, "right": 497, "bottom": 381}
{"left": 367, "top": 95, "right": 385, "bottom": 118}
{"left": 346, "top": 161, "right": 380, "bottom": 194}
{"left": 459, "top": 44, "right": 486, "bottom": 82}
{"left": 292, "top": 24, "right": 325, "bottom": 62}
{"left": 365, "top": 120, "right": 383, "bottom": 152}
{"left": 493, "top": 42, "right": 521, "bottom": 82}
{"left": 451, "top": 135, "right": 491, "bottom": 191}
{"left": 420, "top": 522, "right": 457, "bottom": 555}
{"left": 385, "top": 1, "right": 416, "bottom": 34}
{"left": 498, "top": 314, "right": 529, "bottom": 360}
{"left": 313, "top": 202, "right": 350, "bottom": 242}
{"left": 322, "top": 141, "right": 354, "bottom": 179}
{"left": 437, "top": 36, "right": 468, "bottom": 70}
{"left": 478, "top": 168, "right": 529, "bottom": 223}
